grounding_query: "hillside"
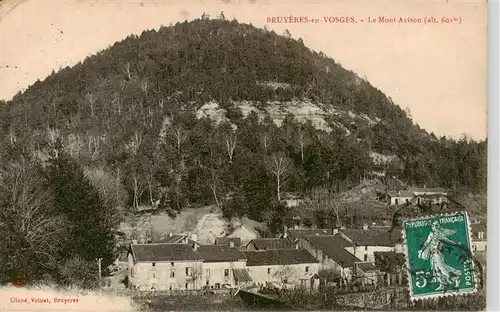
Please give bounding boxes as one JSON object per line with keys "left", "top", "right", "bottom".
{"left": 0, "top": 16, "right": 486, "bottom": 228}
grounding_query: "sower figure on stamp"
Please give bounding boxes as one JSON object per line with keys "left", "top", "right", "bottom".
{"left": 418, "top": 221, "right": 462, "bottom": 290}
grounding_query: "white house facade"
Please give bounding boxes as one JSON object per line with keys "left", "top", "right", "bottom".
{"left": 242, "top": 249, "right": 320, "bottom": 290}
{"left": 298, "top": 235, "right": 358, "bottom": 281}
{"left": 195, "top": 245, "right": 251, "bottom": 288}
{"left": 127, "top": 243, "right": 204, "bottom": 291}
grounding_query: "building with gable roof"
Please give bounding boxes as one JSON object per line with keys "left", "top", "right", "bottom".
{"left": 339, "top": 226, "right": 404, "bottom": 263}
{"left": 196, "top": 245, "right": 251, "bottom": 288}
{"left": 245, "top": 238, "right": 295, "bottom": 250}
{"left": 298, "top": 234, "right": 360, "bottom": 281}
{"left": 386, "top": 187, "right": 448, "bottom": 206}
{"left": 214, "top": 237, "right": 242, "bottom": 248}
{"left": 283, "top": 228, "right": 334, "bottom": 243}
{"left": 242, "top": 249, "right": 320, "bottom": 290}
{"left": 127, "top": 243, "right": 203, "bottom": 291}
{"left": 386, "top": 190, "right": 414, "bottom": 205}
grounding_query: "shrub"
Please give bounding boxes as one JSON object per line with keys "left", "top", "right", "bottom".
{"left": 59, "top": 256, "right": 99, "bottom": 290}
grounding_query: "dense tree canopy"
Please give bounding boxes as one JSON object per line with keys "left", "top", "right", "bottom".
{"left": 0, "top": 17, "right": 486, "bottom": 228}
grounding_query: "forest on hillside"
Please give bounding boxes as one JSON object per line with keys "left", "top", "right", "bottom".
{"left": 0, "top": 15, "right": 487, "bottom": 287}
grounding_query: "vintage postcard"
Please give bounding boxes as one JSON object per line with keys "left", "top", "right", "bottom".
{"left": 0, "top": 0, "right": 488, "bottom": 311}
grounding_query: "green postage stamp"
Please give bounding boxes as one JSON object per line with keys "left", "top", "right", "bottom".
{"left": 402, "top": 211, "right": 477, "bottom": 299}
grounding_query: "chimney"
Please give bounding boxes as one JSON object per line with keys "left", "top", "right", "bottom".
{"left": 169, "top": 232, "right": 173, "bottom": 237}
{"left": 229, "top": 241, "right": 235, "bottom": 248}
{"left": 132, "top": 239, "right": 138, "bottom": 245}
{"left": 362, "top": 223, "right": 369, "bottom": 231}
{"left": 295, "top": 244, "right": 299, "bottom": 250}
{"left": 183, "top": 236, "right": 188, "bottom": 244}
{"left": 191, "top": 233, "right": 198, "bottom": 242}
{"left": 193, "top": 243, "right": 198, "bottom": 251}
{"left": 332, "top": 228, "right": 339, "bottom": 235}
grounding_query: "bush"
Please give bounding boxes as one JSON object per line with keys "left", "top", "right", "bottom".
{"left": 58, "top": 256, "right": 99, "bottom": 290}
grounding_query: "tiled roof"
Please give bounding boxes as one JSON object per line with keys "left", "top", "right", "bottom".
{"left": 155, "top": 235, "right": 186, "bottom": 244}
{"left": 341, "top": 228, "right": 403, "bottom": 247}
{"left": 408, "top": 187, "right": 447, "bottom": 194}
{"left": 387, "top": 191, "right": 414, "bottom": 197}
{"left": 356, "top": 262, "right": 379, "bottom": 272}
{"left": 196, "top": 246, "right": 246, "bottom": 262}
{"left": 302, "top": 235, "right": 360, "bottom": 268}
{"left": 215, "top": 237, "right": 242, "bottom": 247}
{"left": 286, "top": 229, "right": 334, "bottom": 241}
{"left": 247, "top": 238, "right": 293, "bottom": 250}
{"left": 129, "top": 243, "right": 202, "bottom": 262}
{"left": 243, "top": 249, "right": 318, "bottom": 266}
{"left": 233, "top": 269, "right": 253, "bottom": 282}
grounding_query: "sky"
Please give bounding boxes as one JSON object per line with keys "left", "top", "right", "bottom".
{"left": 0, "top": 0, "right": 487, "bottom": 140}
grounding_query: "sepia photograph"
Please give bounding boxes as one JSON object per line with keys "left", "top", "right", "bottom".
{"left": 0, "top": 0, "right": 490, "bottom": 311}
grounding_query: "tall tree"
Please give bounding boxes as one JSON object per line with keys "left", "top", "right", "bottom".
{"left": 0, "top": 158, "right": 67, "bottom": 285}
{"left": 267, "top": 152, "right": 292, "bottom": 201}
{"left": 45, "top": 147, "right": 116, "bottom": 269}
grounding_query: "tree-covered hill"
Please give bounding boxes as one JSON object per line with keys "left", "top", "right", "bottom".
{"left": 0, "top": 16, "right": 486, "bottom": 224}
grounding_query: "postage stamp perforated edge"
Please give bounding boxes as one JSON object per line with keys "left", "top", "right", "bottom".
{"left": 401, "top": 211, "right": 479, "bottom": 301}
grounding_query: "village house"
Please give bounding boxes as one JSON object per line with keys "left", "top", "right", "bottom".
{"left": 339, "top": 226, "right": 404, "bottom": 262}
{"left": 283, "top": 228, "right": 334, "bottom": 244}
{"left": 195, "top": 245, "right": 251, "bottom": 289}
{"left": 242, "top": 249, "right": 320, "bottom": 290}
{"left": 245, "top": 238, "right": 294, "bottom": 250}
{"left": 214, "top": 237, "right": 242, "bottom": 248}
{"left": 354, "top": 262, "right": 380, "bottom": 285}
{"left": 155, "top": 233, "right": 204, "bottom": 250}
{"left": 155, "top": 233, "right": 186, "bottom": 244}
{"left": 470, "top": 223, "right": 487, "bottom": 252}
{"left": 282, "top": 192, "right": 304, "bottom": 208}
{"left": 386, "top": 190, "right": 414, "bottom": 206}
{"left": 386, "top": 187, "right": 448, "bottom": 206}
{"left": 298, "top": 234, "right": 360, "bottom": 282}
{"left": 408, "top": 187, "right": 448, "bottom": 205}
{"left": 127, "top": 243, "right": 203, "bottom": 291}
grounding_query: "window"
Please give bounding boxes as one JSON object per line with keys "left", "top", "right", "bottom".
{"left": 206, "top": 269, "right": 210, "bottom": 277}
{"left": 152, "top": 262, "right": 156, "bottom": 267}
{"left": 305, "top": 266, "right": 309, "bottom": 273}
{"left": 224, "top": 269, "right": 229, "bottom": 277}
{"left": 267, "top": 268, "right": 271, "bottom": 275}
{"left": 131, "top": 267, "right": 134, "bottom": 277}
{"left": 364, "top": 254, "right": 368, "bottom": 261}
{"left": 171, "top": 262, "right": 174, "bottom": 267}
{"left": 186, "top": 267, "right": 191, "bottom": 276}
{"left": 206, "top": 281, "right": 209, "bottom": 286}
{"left": 185, "top": 283, "right": 189, "bottom": 289}
{"left": 170, "top": 270, "right": 175, "bottom": 278}
{"left": 394, "top": 199, "right": 398, "bottom": 205}
{"left": 152, "top": 273, "right": 156, "bottom": 278}
{"left": 473, "top": 245, "right": 477, "bottom": 252}
{"left": 365, "top": 246, "right": 368, "bottom": 251}
{"left": 215, "top": 283, "right": 221, "bottom": 289}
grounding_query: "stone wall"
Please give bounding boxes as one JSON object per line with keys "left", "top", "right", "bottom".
{"left": 332, "top": 286, "right": 409, "bottom": 309}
